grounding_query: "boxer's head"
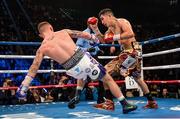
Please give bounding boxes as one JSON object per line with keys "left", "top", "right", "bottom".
{"left": 98, "top": 8, "right": 114, "bottom": 27}
{"left": 38, "top": 21, "right": 54, "bottom": 38}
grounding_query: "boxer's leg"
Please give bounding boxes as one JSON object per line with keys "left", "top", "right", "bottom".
{"left": 103, "top": 73, "right": 137, "bottom": 113}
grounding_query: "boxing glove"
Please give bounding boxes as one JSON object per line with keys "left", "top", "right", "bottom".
{"left": 87, "top": 17, "right": 98, "bottom": 25}
{"left": 104, "top": 32, "right": 120, "bottom": 43}
{"left": 16, "top": 84, "right": 28, "bottom": 100}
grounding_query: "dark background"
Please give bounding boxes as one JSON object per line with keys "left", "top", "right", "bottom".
{"left": 1, "top": 0, "right": 180, "bottom": 41}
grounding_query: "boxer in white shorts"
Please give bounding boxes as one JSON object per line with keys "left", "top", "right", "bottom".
{"left": 16, "top": 21, "right": 137, "bottom": 114}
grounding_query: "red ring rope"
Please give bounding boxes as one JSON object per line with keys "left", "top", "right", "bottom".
{"left": 0, "top": 80, "right": 179, "bottom": 90}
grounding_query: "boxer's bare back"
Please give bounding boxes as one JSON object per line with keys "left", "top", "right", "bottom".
{"left": 39, "top": 30, "right": 77, "bottom": 64}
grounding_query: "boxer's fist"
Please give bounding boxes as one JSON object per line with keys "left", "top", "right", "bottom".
{"left": 104, "top": 32, "right": 120, "bottom": 43}
{"left": 87, "top": 17, "right": 98, "bottom": 25}
{"left": 104, "top": 32, "right": 114, "bottom": 43}
{"left": 16, "top": 84, "right": 28, "bottom": 100}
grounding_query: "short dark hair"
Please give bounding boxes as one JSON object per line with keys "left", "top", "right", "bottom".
{"left": 37, "top": 21, "right": 51, "bottom": 32}
{"left": 98, "top": 8, "right": 114, "bottom": 18}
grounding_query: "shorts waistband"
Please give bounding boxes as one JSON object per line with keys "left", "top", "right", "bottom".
{"left": 61, "top": 48, "right": 85, "bottom": 70}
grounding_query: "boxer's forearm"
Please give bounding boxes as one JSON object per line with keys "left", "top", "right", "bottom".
{"left": 65, "top": 29, "right": 101, "bottom": 43}
{"left": 28, "top": 50, "right": 43, "bottom": 77}
{"left": 120, "top": 32, "right": 135, "bottom": 40}
{"left": 22, "top": 50, "right": 43, "bottom": 86}
{"left": 65, "top": 29, "right": 91, "bottom": 39}
{"left": 91, "top": 27, "right": 105, "bottom": 43}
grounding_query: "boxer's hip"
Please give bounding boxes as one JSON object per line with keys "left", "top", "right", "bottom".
{"left": 61, "top": 48, "right": 85, "bottom": 70}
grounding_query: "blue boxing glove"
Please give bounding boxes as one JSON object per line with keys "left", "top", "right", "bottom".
{"left": 16, "top": 75, "right": 33, "bottom": 100}
{"left": 16, "top": 84, "right": 28, "bottom": 100}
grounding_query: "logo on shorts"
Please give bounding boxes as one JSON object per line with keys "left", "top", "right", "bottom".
{"left": 75, "top": 67, "right": 80, "bottom": 73}
{"left": 85, "top": 68, "right": 91, "bottom": 73}
{"left": 92, "top": 70, "right": 98, "bottom": 75}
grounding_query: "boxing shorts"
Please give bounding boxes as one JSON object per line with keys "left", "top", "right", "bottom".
{"left": 119, "top": 42, "right": 142, "bottom": 78}
{"left": 62, "top": 48, "right": 106, "bottom": 81}
{"left": 105, "top": 42, "right": 142, "bottom": 78}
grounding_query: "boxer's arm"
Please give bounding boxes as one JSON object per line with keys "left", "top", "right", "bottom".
{"left": 104, "top": 21, "right": 135, "bottom": 43}
{"left": 64, "top": 29, "right": 99, "bottom": 43}
{"left": 22, "top": 49, "right": 44, "bottom": 86}
{"left": 88, "top": 23, "right": 104, "bottom": 43}
{"left": 120, "top": 26, "right": 134, "bottom": 40}
{"left": 28, "top": 50, "right": 44, "bottom": 77}
{"left": 103, "top": 29, "right": 134, "bottom": 43}
{"left": 119, "top": 20, "right": 135, "bottom": 40}
{"left": 89, "top": 26, "right": 104, "bottom": 42}
{"left": 16, "top": 49, "right": 44, "bottom": 99}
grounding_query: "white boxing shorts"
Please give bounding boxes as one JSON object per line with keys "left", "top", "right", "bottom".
{"left": 66, "top": 52, "right": 106, "bottom": 81}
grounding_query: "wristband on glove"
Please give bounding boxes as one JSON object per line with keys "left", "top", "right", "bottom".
{"left": 113, "top": 34, "right": 121, "bottom": 41}
{"left": 22, "top": 75, "right": 34, "bottom": 86}
{"left": 104, "top": 34, "right": 120, "bottom": 43}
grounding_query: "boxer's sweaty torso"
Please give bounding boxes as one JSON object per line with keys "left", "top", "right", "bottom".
{"left": 39, "top": 30, "right": 77, "bottom": 64}
{"left": 109, "top": 18, "right": 136, "bottom": 52}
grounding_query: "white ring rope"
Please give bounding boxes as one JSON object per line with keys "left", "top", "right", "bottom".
{"left": 98, "top": 47, "right": 180, "bottom": 59}
{"left": 0, "top": 70, "right": 66, "bottom": 73}
{"left": 98, "top": 56, "right": 117, "bottom": 59}
{"left": 143, "top": 64, "right": 180, "bottom": 70}
{"left": 0, "top": 47, "right": 179, "bottom": 73}
{"left": 0, "top": 64, "right": 180, "bottom": 73}
{"left": 0, "top": 55, "right": 50, "bottom": 59}
{"left": 0, "top": 47, "right": 179, "bottom": 59}
{"left": 143, "top": 47, "right": 180, "bottom": 58}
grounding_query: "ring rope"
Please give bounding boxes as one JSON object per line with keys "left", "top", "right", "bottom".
{"left": 98, "top": 47, "right": 180, "bottom": 59}
{"left": 140, "top": 33, "right": 180, "bottom": 45}
{"left": 143, "top": 64, "right": 180, "bottom": 70}
{"left": 0, "top": 41, "right": 41, "bottom": 46}
{"left": 0, "top": 55, "right": 50, "bottom": 59}
{"left": 142, "top": 47, "right": 180, "bottom": 58}
{"left": 1, "top": 47, "right": 179, "bottom": 60}
{"left": 0, "top": 80, "right": 180, "bottom": 90}
{"left": 0, "top": 47, "right": 180, "bottom": 73}
{"left": 0, "top": 34, "right": 179, "bottom": 94}
{"left": 0, "top": 63, "right": 180, "bottom": 74}
{"left": 0, "top": 69, "right": 66, "bottom": 73}
{"left": 0, "top": 33, "right": 180, "bottom": 46}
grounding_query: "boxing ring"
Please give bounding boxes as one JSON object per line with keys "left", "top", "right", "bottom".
{"left": 0, "top": 33, "right": 180, "bottom": 118}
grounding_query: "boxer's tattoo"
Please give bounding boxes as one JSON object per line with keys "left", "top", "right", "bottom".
{"left": 65, "top": 29, "right": 91, "bottom": 39}
{"left": 70, "top": 30, "right": 83, "bottom": 38}
{"left": 28, "top": 50, "right": 43, "bottom": 76}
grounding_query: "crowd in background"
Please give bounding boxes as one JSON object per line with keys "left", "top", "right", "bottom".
{"left": 0, "top": 0, "right": 180, "bottom": 105}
